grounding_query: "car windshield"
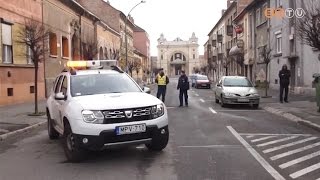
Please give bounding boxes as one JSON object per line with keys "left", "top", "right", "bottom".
{"left": 197, "top": 76, "right": 208, "bottom": 80}
{"left": 223, "top": 78, "right": 253, "bottom": 87}
{"left": 70, "top": 74, "right": 141, "bottom": 97}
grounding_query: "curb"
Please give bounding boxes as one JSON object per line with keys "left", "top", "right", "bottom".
{"left": 0, "top": 122, "right": 46, "bottom": 141}
{"left": 262, "top": 106, "right": 320, "bottom": 132}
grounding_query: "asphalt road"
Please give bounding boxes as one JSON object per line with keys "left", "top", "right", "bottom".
{"left": 0, "top": 78, "right": 320, "bottom": 180}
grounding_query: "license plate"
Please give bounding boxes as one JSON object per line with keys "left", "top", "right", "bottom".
{"left": 116, "top": 124, "right": 146, "bottom": 135}
{"left": 238, "top": 98, "right": 249, "bottom": 102}
{"left": 202, "top": 84, "right": 207, "bottom": 86}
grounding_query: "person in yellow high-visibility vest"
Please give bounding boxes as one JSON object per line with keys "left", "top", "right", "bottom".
{"left": 155, "top": 69, "right": 169, "bottom": 102}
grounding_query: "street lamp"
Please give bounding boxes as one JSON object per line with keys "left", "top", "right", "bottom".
{"left": 125, "top": 0, "right": 146, "bottom": 73}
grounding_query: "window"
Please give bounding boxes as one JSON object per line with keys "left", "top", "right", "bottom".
{"left": 49, "top": 32, "right": 57, "bottom": 56}
{"left": 262, "top": 3, "right": 268, "bottom": 23}
{"left": 27, "top": 46, "right": 33, "bottom": 64}
{"left": 54, "top": 76, "right": 64, "bottom": 93}
{"left": 7, "top": 88, "right": 13, "bottom": 96}
{"left": 62, "top": 36, "right": 69, "bottom": 58}
{"left": 256, "top": 8, "right": 261, "bottom": 25}
{"left": 161, "top": 54, "right": 163, "bottom": 60}
{"left": 193, "top": 54, "right": 195, "bottom": 59}
{"left": 2, "top": 23, "right": 13, "bottom": 63}
{"left": 276, "top": 0, "right": 282, "bottom": 7}
{"left": 30, "top": 86, "right": 35, "bottom": 94}
{"left": 61, "top": 76, "right": 68, "bottom": 95}
{"left": 276, "top": 33, "right": 282, "bottom": 54}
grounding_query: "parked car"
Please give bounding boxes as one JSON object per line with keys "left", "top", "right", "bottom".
{"left": 215, "top": 76, "right": 260, "bottom": 108}
{"left": 195, "top": 75, "right": 211, "bottom": 89}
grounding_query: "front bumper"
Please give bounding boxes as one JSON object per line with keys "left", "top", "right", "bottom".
{"left": 73, "top": 125, "right": 168, "bottom": 150}
{"left": 223, "top": 97, "right": 260, "bottom": 105}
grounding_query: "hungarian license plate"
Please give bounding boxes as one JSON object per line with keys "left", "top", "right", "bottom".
{"left": 115, "top": 124, "right": 146, "bottom": 135}
{"left": 238, "top": 98, "right": 249, "bottom": 102}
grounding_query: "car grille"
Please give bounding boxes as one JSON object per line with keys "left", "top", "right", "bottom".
{"left": 102, "top": 106, "right": 153, "bottom": 124}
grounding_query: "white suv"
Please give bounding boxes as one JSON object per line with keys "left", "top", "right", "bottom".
{"left": 46, "top": 60, "right": 169, "bottom": 162}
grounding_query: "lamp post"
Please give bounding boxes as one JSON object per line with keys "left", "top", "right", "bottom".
{"left": 125, "top": 0, "right": 146, "bottom": 73}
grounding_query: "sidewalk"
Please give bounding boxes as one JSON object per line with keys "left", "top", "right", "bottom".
{"left": 258, "top": 88, "right": 320, "bottom": 131}
{"left": 0, "top": 101, "right": 46, "bottom": 136}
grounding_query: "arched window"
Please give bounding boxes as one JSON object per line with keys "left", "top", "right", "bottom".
{"left": 171, "top": 53, "right": 186, "bottom": 61}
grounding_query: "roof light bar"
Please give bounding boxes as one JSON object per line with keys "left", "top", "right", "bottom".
{"left": 66, "top": 60, "right": 122, "bottom": 72}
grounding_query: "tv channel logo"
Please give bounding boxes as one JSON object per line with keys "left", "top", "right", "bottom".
{"left": 265, "top": 8, "right": 306, "bottom": 19}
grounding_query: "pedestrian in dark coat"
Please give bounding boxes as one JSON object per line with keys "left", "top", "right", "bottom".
{"left": 177, "top": 70, "right": 189, "bottom": 107}
{"left": 279, "top": 64, "right": 291, "bottom": 103}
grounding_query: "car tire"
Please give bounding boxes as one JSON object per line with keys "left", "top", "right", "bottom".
{"left": 253, "top": 104, "right": 259, "bottom": 109}
{"left": 220, "top": 96, "right": 225, "bottom": 107}
{"left": 47, "top": 110, "right": 59, "bottom": 140}
{"left": 208, "top": 85, "right": 211, "bottom": 89}
{"left": 215, "top": 96, "right": 219, "bottom": 104}
{"left": 62, "top": 122, "right": 86, "bottom": 162}
{"left": 146, "top": 127, "right": 169, "bottom": 151}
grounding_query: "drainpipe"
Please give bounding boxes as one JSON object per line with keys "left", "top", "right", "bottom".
{"left": 42, "top": 0, "right": 47, "bottom": 98}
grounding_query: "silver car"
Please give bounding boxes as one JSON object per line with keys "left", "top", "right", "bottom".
{"left": 215, "top": 76, "right": 260, "bottom": 108}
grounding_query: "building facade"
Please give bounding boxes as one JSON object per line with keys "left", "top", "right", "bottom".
{"left": 157, "top": 33, "right": 200, "bottom": 77}
{"left": 0, "top": 0, "right": 45, "bottom": 106}
{"left": 269, "top": 0, "right": 320, "bottom": 95}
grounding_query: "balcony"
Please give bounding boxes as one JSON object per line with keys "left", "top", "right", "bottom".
{"left": 170, "top": 59, "right": 186, "bottom": 65}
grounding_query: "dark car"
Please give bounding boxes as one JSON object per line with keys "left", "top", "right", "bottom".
{"left": 195, "top": 75, "right": 211, "bottom": 89}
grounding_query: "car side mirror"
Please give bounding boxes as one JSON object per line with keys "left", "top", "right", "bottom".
{"left": 143, "top": 87, "right": 151, "bottom": 94}
{"left": 55, "top": 92, "right": 66, "bottom": 100}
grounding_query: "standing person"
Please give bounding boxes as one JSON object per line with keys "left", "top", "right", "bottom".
{"left": 155, "top": 69, "right": 169, "bottom": 102}
{"left": 177, "top": 70, "right": 189, "bottom": 107}
{"left": 279, "top": 64, "right": 291, "bottom": 103}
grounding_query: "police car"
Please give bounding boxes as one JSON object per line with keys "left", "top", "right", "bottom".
{"left": 46, "top": 60, "right": 169, "bottom": 162}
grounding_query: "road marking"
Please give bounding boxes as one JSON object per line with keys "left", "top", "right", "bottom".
{"left": 251, "top": 136, "right": 276, "bottom": 143}
{"left": 279, "top": 150, "right": 320, "bottom": 169}
{"left": 239, "top": 133, "right": 312, "bottom": 136}
{"left": 227, "top": 126, "right": 285, "bottom": 180}
{"left": 200, "top": 99, "right": 205, "bottom": 103}
{"left": 290, "top": 162, "right": 320, "bottom": 179}
{"left": 195, "top": 94, "right": 199, "bottom": 97}
{"left": 218, "top": 110, "right": 265, "bottom": 112}
{"left": 209, "top": 107, "right": 217, "bottom": 114}
{"left": 256, "top": 136, "right": 298, "bottom": 147}
{"left": 179, "top": 145, "right": 241, "bottom": 148}
{"left": 263, "top": 136, "right": 318, "bottom": 154}
{"left": 271, "top": 141, "right": 320, "bottom": 160}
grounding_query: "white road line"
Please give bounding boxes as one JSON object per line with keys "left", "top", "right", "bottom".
{"left": 263, "top": 136, "right": 318, "bottom": 154}
{"left": 209, "top": 107, "right": 217, "bottom": 114}
{"left": 200, "top": 99, "right": 205, "bottom": 103}
{"left": 239, "top": 133, "right": 312, "bottom": 136}
{"left": 227, "top": 126, "right": 285, "bottom": 180}
{"left": 279, "top": 150, "right": 320, "bottom": 169}
{"left": 256, "top": 136, "right": 298, "bottom": 147}
{"left": 179, "top": 145, "right": 241, "bottom": 148}
{"left": 195, "top": 94, "right": 199, "bottom": 97}
{"left": 218, "top": 110, "right": 264, "bottom": 112}
{"left": 290, "top": 162, "right": 320, "bottom": 179}
{"left": 271, "top": 141, "right": 320, "bottom": 161}
{"left": 251, "top": 136, "right": 277, "bottom": 143}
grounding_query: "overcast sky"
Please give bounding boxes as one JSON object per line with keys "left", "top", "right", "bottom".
{"left": 108, "top": 0, "right": 227, "bottom": 56}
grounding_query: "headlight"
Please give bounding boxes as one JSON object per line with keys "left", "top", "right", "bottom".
{"left": 151, "top": 104, "right": 165, "bottom": 118}
{"left": 82, "top": 110, "right": 104, "bottom": 124}
{"left": 224, "top": 92, "right": 237, "bottom": 97}
{"left": 250, "top": 93, "right": 260, "bottom": 97}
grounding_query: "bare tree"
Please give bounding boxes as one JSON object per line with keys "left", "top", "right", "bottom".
{"left": 82, "top": 40, "right": 99, "bottom": 60}
{"left": 133, "top": 60, "right": 142, "bottom": 77}
{"left": 127, "top": 60, "right": 134, "bottom": 76}
{"left": 259, "top": 45, "right": 272, "bottom": 97}
{"left": 16, "top": 19, "right": 49, "bottom": 115}
{"left": 296, "top": 2, "right": 320, "bottom": 51}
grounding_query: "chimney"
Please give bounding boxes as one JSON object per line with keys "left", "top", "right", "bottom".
{"left": 222, "top": 9, "right": 227, "bottom": 16}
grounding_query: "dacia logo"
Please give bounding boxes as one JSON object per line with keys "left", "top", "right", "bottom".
{"left": 125, "top": 110, "right": 133, "bottom": 118}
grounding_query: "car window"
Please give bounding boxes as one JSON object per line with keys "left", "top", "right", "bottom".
{"left": 197, "top": 76, "right": 208, "bottom": 80}
{"left": 223, "top": 78, "right": 253, "bottom": 87}
{"left": 54, "top": 76, "right": 64, "bottom": 94}
{"left": 60, "top": 76, "right": 68, "bottom": 95}
{"left": 70, "top": 73, "right": 141, "bottom": 97}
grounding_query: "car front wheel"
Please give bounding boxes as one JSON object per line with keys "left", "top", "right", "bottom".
{"left": 146, "top": 127, "right": 169, "bottom": 151}
{"left": 63, "top": 122, "right": 86, "bottom": 162}
{"left": 253, "top": 104, "right": 259, "bottom": 109}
